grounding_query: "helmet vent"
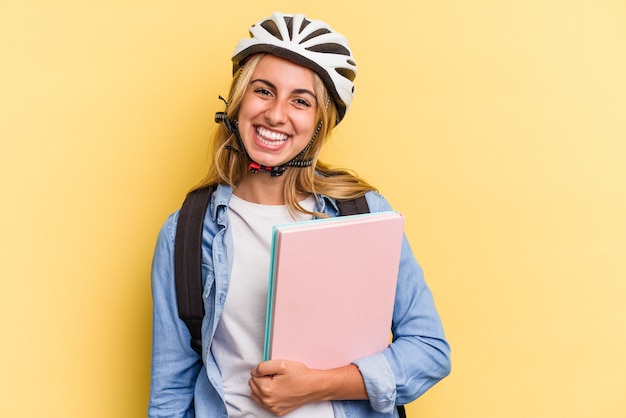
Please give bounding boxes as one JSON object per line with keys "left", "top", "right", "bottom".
{"left": 298, "top": 18, "right": 312, "bottom": 34}
{"left": 335, "top": 67, "right": 356, "bottom": 82}
{"left": 301, "top": 28, "right": 332, "bottom": 44}
{"left": 260, "top": 20, "right": 283, "bottom": 40}
{"left": 307, "top": 43, "right": 351, "bottom": 57}
{"left": 283, "top": 16, "right": 294, "bottom": 39}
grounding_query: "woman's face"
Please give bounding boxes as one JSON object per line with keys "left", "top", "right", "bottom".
{"left": 237, "top": 54, "right": 318, "bottom": 169}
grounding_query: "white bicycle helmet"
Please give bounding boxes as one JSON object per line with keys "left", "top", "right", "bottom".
{"left": 232, "top": 12, "right": 357, "bottom": 123}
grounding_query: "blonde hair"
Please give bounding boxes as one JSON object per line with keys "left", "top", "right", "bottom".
{"left": 194, "top": 53, "right": 376, "bottom": 215}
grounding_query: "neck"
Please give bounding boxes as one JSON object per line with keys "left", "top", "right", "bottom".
{"left": 234, "top": 172, "right": 310, "bottom": 205}
{"left": 234, "top": 172, "right": 287, "bottom": 205}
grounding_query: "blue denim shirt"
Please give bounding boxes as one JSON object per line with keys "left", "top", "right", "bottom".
{"left": 149, "top": 184, "right": 451, "bottom": 418}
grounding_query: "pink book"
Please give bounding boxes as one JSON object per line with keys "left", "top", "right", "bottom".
{"left": 264, "top": 211, "right": 405, "bottom": 370}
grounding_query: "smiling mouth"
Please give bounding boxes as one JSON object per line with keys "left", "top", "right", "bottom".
{"left": 256, "top": 126, "right": 289, "bottom": 145}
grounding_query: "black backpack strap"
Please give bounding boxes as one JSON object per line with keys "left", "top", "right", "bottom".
{"left": 336, "top": 194, "right": 370, "bottom": 216}
{"left": 174, "top": 185, "right": 215, "bottom": 356}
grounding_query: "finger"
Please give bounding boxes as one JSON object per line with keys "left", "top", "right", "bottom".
{"left": 248, "top": 380, "right": 261, "bottom": 402}
{"left": 249, "top": 374, "right": 272, "bottom": 397}
{"left": 248, "top": 376, "right": 258, "bottom": 393}
{"left": 253, "top": 360, "right": 283, "bottom": 377}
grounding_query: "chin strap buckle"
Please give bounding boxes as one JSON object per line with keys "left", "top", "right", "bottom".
{"left": 248, "top": 162, "right": 286, "bottom": 177}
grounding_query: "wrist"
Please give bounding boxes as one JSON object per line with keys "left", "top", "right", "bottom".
{"left": 313, "top": 364, "right": 368, "bottom": 402}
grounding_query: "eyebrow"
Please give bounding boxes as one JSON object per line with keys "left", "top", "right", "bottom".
{"left": 251, "top": 78, "right": 317, "bottom": 100}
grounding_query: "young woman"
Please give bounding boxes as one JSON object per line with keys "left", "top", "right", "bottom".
{"left": 149, "top": 12, "right": 451, "bottom": 418}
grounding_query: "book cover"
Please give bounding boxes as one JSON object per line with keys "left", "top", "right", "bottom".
{"left": 264, "top": 211, "right": 404, "bottom": 370}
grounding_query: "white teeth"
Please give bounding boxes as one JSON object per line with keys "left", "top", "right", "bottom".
{"left": 256, "top": 127, "right": 288, "bottom": 143}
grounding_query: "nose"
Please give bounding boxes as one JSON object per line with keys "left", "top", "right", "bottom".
{"left": 264, "top": 99, "right": 288, "bottom": 126}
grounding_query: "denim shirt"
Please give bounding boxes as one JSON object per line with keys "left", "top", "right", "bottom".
{"left": 149, "top": 184, "right": 451, "bottom": 418}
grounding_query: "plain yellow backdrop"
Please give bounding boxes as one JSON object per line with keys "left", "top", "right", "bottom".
{"left": 1, "top": 1, "right": 625, "bottom": 417}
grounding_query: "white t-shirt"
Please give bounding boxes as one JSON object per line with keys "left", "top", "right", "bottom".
{"left": 212, "top": 194, "right": 334, "bottom": 418}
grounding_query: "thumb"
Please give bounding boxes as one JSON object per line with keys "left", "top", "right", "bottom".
{"left": 252, "top": 360, "right": 283, "bottom": 377}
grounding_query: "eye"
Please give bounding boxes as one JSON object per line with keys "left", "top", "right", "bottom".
{"left": 254, "top": 88, "right": 273, "bottom": 97}
{"left": 293, "top": 97, "right": 313, "bottom": 108}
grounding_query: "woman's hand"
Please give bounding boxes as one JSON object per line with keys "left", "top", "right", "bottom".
{"left": 249, "top": 360, "right": 367, "bottom": 416}
{"left": 249, "top": 360, "right": 319, "bottom": 416}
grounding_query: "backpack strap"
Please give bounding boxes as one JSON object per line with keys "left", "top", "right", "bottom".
{"left": 174, "top": 185, "right": 215, "bottom": 356}
{"left": 397, "top": 404, "right": 407, "bottom": 418}
{"left": 336, "top": 194, "right": 370, "bottom": 216}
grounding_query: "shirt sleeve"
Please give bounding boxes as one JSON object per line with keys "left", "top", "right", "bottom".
{"left": 352, "top": 192, "right": 451, "bottom": 414}
{"left": 148, "top": 213, "right": 203, "bottom": 418}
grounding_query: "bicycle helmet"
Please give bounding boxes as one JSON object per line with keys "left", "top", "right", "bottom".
{"left": 232, "top": 12, "right": 357, "bottom": 123}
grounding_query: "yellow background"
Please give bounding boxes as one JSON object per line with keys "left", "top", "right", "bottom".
{"left": 1, "top": 1, "right": 625, "bottom": 417}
